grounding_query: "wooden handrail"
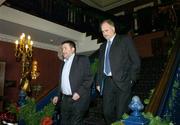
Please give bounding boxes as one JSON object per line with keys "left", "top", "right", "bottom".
{"left": 34, "top": 85, "right": 58, "bottom": 102}
{"left": 145, "top": 39, "right": 180, "bottom": 115}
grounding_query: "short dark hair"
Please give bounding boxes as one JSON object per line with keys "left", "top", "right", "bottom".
{"left": 61, "top": 40, "right": 76, "bottom": 51}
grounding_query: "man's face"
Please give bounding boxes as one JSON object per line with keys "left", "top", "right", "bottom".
{"left": 62, "top": 43, "right": 75, "bottom": 59}
{"left": 101, "top": 22, "right": 115, "bottom": 40}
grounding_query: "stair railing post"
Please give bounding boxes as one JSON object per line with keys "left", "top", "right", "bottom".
{"left": 123, "top": 96, "right": 149, "bottom": 125}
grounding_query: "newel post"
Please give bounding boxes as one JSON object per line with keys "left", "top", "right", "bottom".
{"left": 123, "top": 96, "right": 149, "bottom": 125}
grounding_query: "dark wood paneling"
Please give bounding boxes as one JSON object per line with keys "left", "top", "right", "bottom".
{"left": 0, "top": 41, "right": 62, "bottom": 103}
{"left": 107, "top": 0, "right": 157, "bottom": 14}
{"left": 0, "top": 61, "right": 5, "bottom": 111}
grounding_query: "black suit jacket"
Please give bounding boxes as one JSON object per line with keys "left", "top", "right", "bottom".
{"left": 58, "top": 55, "right": 93, "bottom": 111}
{"left": 97, "top": 34, "right": 141, "bottom": 91}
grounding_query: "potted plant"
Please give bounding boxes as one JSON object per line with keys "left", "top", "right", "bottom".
{"left": 7, "top": 97, "right": 55, "bottom": 125}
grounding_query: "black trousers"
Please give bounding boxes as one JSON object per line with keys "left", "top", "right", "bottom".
{"left": 60, "top": 95, "right": 85, "bottom": 125}
{"left": 103, "top": 76, "right": 131, "bottom": 125}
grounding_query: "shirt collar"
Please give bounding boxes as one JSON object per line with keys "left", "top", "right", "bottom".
{"left": 64, "top": 53, "right": 75, "bottom": 62}
{"left": 108, "top": 34, "right": 116, "bottom": 43}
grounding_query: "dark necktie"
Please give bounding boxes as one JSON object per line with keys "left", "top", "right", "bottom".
{"left": 104, "top": 41, "right": 111, "bottom": 75}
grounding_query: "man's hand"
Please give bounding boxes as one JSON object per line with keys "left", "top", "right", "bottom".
{"left": 72, "top": 92, "right": 80, "bottom": 101}
{"left": 52, "top": 96, "right": 58, "bottom": 105}
{"left": 96, "top": 85, "right": 100, "bottom": 92}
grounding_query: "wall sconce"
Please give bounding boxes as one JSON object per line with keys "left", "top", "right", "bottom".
{"left": 31, "top": 60, "right": 40, "bottom": 80}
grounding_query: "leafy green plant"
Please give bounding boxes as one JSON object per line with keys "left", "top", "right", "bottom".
{"left": 111, "top": 121, "right": 124, "bottom": 125}
{"left": 7, "top": 97, "right": 55, "bottom": 125}
{"left": 90, "top": 58, "right": 99, "bottom": 76}
{"left": 112, "top": 112, "right": 174, "bottom": 125}
{"left": 144, "top": 89, "right": 154, "bottom": 105}
{"left": 143, "top": 112, "right": 173, "bottom": 125}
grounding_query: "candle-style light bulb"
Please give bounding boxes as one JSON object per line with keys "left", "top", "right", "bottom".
{"left": 27, "top": 35, "right": 31, "bottom": 46}
{"left": 25, "top": 44, "right": 28, "bottom": 52}
{"left": 30, "top": 41, "right": 33, "bottom": 51}
{"left": 22, "top": 33, "right": 25, "bottom": 37}
{"left": 15, "top": 40, "right": 18, "bottom": 45}
{"left": 15, "top": 40, "right": 19, "bottom": 49}
{"left": 25, "top": 44, "right": 28, "bottom": 48}
{"left": 15, "top": 40, "right": 18, "bottom": 44}
{"left": 30, "top": 41, "right": 33, "bottom": 45}
{"left": 20, "top": 33, "right": 25, "bottom": 40}
{"left": 20, "top": 33, "right": 25, "bottom": 49}
{"left": 28, "top": 35, "right": 31, "bottom": 40}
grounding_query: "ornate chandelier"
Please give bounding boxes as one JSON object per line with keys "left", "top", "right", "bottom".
{"left": 15, "top": 33, "right": 39, "bottom": 93}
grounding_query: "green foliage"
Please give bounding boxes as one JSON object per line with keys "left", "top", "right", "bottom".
{"left": 6, "top": 102, "right": 20, "bottom": 120}
{"left": 144, "top": 89, "right": 154, "bottom": 105}
{"left": 90, "top": 58, "right": 99, "bottom": 76}
{"left": 18, "top": 98, "right": 39, "bottom": 125}
{"left": 7, "top": 97, "right": 55, "bottom": 125}
{"left": 39, "top": 102, "right": 55, "bottom": 119}
{"left": 122, "top": 113, "right": 129, "bottom": 119}
{"left": 111, "top": 121, "right": 124, "bottom": 125}
{"left": 112, "top": 112, "right": 174, "bottom": 125}
{"left": 143, "top": 112, "right": 173, "bottom": 125}
{"left": 163, "top": 75, "right": 180, "bottom": 121}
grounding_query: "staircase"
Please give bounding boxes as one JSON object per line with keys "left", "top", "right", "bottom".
{"left": 132, "top": 56, "right": 167, "bottom": 102}
{"left": 158, "top": 47, "right": 180, "bottom": 124}
{"left": 82, "top": 55, "right": 168, "bottom": 125}
{"left": 0, "top": 5, "right": 100, "bottom": 54}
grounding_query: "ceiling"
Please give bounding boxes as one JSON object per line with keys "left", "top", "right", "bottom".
{"left": 1, "top": 0, "right": 139, "bottom": 51}
{"left": 0, "top": 5, "right": 100, "bottom": 54}
{"left": 81, "top": 0, "right": 134, "bottom": 11}
{"left": 81, "top": 0, "right": 158, "bottom": 16}
{"left": 0, "top": 0, "right": 178, "bottom": 53}
{"left": 0, "top": 19, "right": 68, "bottom": 46}
{"left": 81, "top": 0, "right": 179, "bottom": 16}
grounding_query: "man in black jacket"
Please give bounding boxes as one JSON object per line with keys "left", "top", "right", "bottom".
{"left": 97, "top": 19, "right": 141, "bottom": 124}
{"left": 53, "top": 40, "right": 93, "bottom": 125}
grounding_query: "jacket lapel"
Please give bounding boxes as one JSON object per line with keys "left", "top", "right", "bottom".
{"left": 69, "top": 55, "right": 77, "bottom": 86}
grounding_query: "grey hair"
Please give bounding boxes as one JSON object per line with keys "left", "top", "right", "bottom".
{"left": 100, "top": 19, "right": 115, "bottom": 28}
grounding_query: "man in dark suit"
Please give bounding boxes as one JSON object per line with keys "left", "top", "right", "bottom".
{"left": 52, "top": 40, "right": 93, "bottom": 125}
{"left": 96, "top": 19, "right": 141, "bottom": 124}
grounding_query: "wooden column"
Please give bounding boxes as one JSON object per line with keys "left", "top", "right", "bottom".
{"left": 0, "top": 61, "right": 6, "bottom": 111}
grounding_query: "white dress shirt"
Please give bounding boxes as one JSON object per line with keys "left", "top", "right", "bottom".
{"left": 61, "top": 53, "right": 75, "bottom": 95}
